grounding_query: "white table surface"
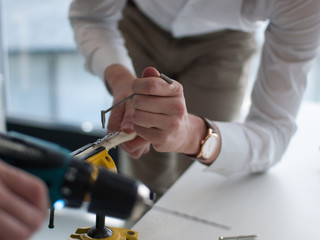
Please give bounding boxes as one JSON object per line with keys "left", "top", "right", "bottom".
{"left": 133, "top": 102, "right": 320, "bottom": 240}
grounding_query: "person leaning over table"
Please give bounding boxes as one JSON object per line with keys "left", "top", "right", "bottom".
{"left": 69, "top": 0, "right": 320, "bottom": 197}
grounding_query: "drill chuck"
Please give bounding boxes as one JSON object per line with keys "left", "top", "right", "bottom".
{"left": 87, "top": 168, "right": 154, "bottom": 220}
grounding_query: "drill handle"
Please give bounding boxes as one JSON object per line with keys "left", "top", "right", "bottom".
{"left": 0, "top": 131, "right": 72, "bottom": 206}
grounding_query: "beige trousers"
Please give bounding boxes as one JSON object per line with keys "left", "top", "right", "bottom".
{"left": 118, "top": 3, "right": 256, "bottom": 197}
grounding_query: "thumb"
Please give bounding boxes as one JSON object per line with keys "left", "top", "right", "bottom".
{"left": 142, "top": 67, "right": 160, "bottom": 78}
{"left": 120, "top": 101, "right": 135, "bottom": 133}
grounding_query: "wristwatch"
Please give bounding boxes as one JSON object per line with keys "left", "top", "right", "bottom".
{"left": 195, "top": 117, "right": 220, "bottom": 163}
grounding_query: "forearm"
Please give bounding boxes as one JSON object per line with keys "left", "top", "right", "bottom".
{"left": 205, "top": 1, "right": 320, "bottom": 175}
{"left": 179, "top": 114, "right": 207, "bottom": 156}
{"left": 208, "top": 118, "right": 296, "bottom": 175}
{"left": 104, "top": 64, "right": 136, "bottom": 96}
{"left": 69, "top": 0, "right": 135, "bottom": 81}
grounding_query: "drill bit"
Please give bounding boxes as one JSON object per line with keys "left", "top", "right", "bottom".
{"left": 101, "top": 73, "right": 174, "bottom": 128}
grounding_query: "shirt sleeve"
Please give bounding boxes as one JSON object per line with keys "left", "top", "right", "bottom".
{"left": 68, "top": 0, "right": 136, "bottom": 81}
{"left": 206, "top": 0, "right": 320, "bottom": 175}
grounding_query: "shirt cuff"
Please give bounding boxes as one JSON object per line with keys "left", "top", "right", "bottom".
{"left": 204, "top": 121, "right": 250, "bottom": 176}
{"left": 91, "top": 47, "right": 136, "bottom": 81}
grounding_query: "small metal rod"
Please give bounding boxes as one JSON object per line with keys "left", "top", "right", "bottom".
{"left": 96, "top": 214, "right": 105, "bottom": 230}
{"left": 101, "top": 73, "right": 174, "bottom": 128}
{"left": 87, "top": 214, "right": 113, "bottom": 238}
{"left": 101, "top": 93, "right": 135, "bottom": 127}
{"left": 48, "top": 207, "right": 55, "bottom": 229}
{"left": 219, "top": 235, "right": 258, "bottom": 240}
{"left": 159, "top": 73, "right": 174, "bottom": 84}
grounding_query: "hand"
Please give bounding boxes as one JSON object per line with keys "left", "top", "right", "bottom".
{"left": 0, "top": 160, "right": 49, "bottom": 240}
{"left": 105, "top": 64, "right": 150, "bottom": 158}
{"left": 131, "top": 67, "right": 206, "bottom": 155}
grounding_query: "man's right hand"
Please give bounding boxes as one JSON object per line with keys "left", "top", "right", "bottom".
{"left": 0, "top": 160, "right": 48, "bottom": 240}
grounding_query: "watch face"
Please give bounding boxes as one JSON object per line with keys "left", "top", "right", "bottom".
{"left": 202, "top": 134, "right": 218, "bottom": 159}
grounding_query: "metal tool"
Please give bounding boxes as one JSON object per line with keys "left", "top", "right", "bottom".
{"left": 219, "top": 235, "right": 258, "bottom": 240}
{"left": 71, "top": 131, "right": 137, "bottom": 160}
{"left": 101, "top": 73, "right": 174, "bottom": 128}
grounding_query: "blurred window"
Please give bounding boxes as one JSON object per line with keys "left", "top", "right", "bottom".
{"left": 1, "top": 0, "right": 112, "bottom": 131}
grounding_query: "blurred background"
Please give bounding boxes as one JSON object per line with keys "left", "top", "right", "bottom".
{"left": 1, "top": 0, "right": 112, "bottom": 128}
{"left": 0, "top": 0, "right": 113, "bottom": 154}
{"left": 0, "top": 1, "right": 319, "bottom": 239}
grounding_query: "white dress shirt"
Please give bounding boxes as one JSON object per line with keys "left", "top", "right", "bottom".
{"left": 69, "top": 0, "right": 320, "bottom": 176}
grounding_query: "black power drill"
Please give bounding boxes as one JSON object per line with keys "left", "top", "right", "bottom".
{"left": 0, "top": 131, "right": 155, "bottom": 239}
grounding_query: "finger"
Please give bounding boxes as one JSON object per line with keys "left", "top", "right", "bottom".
{"left": 121, "top": 145, "right": 149, "bottom": 159}
{"left": 0, "top": 210, "right": 31, "bottom": 240}
{"left": 127, "top": 146, "right": 150, "bottom": 159}
{"left": 120, "top": 136, "right": 149, "bottom": 155}
{"left": 142, "top": 67, "right": 160, "bottom": 78}
{"left": 133, "top": 76, "right": 182, "bottom": 97}
{"left": 0, "top": 161, "right": 48, "bottom": 212}
{"left": 133, "top": 110, "right": 179, "bottom": 131}
{"left": 121, "top": 100, "right": 135, "bottom": 132}
{"left": 0, "top": 181, "right": 47, "bottom": 233}
{"left": 133, "top": 125, "right": 170, "bottom": 152}
{"left": 120, "top": 137, "right": 150, "bottom": 158}
{"left": 132, "top": 94, "right": 185, "bottom": 116}
{"left": 107, "top": 102, "right": 125, "bottom": 132}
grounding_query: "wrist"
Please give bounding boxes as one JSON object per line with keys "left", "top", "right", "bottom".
{"left": 186, "top": 117, "right": 221, "bottom": 165}
{"left": 198, "top": 120, "right": 221, "bottom": 165}
{"left": 104, "top": 64, "right": 135, "bottom": 95}
{"left": 180, "top": 115, "right": 206, "bottom": 155}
